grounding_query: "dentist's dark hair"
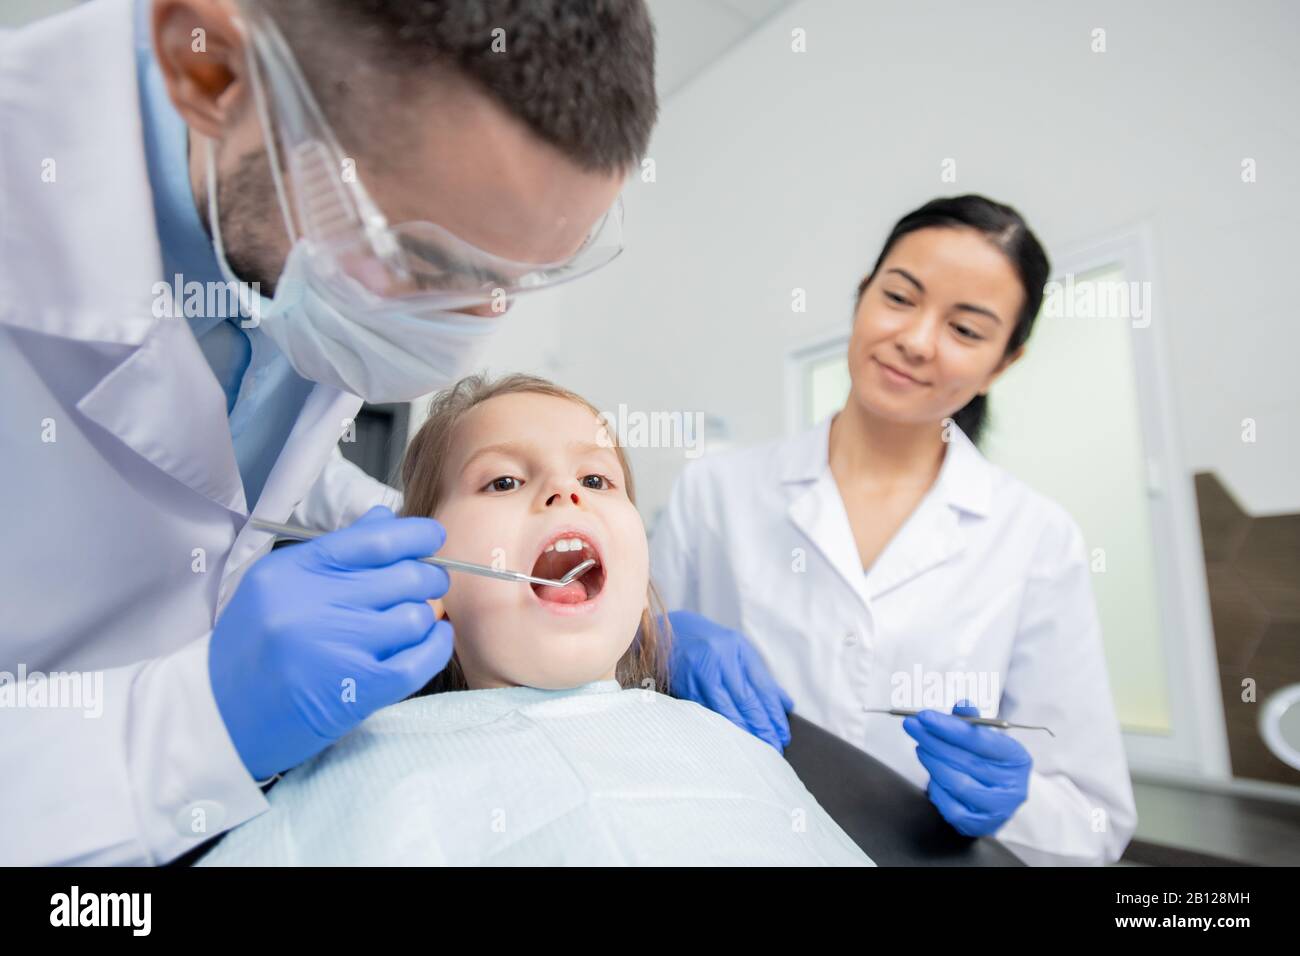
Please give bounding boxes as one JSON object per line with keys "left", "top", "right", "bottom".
{"left": 854, "top": 194, "right": 1050, "bottom": 445}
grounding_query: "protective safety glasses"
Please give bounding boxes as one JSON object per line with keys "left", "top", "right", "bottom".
{"left": 232, "top": 0, "right": 625, "bottom": 314}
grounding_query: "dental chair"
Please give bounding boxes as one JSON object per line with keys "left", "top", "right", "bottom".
{"left": 783, "top": 713, "right": 1023, "bottom": 866}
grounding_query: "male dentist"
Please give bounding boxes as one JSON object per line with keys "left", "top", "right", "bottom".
{"left": 0, "top": 0, "right": 656, "bottom": 864}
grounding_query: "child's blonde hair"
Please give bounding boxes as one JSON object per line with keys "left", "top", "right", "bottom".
{"left": 400, "top": 372, "right": 673, "bottom": 695}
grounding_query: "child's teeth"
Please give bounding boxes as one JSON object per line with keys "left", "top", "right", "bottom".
{"left": 545, "top": 537, "right": 588, "bottom": 555}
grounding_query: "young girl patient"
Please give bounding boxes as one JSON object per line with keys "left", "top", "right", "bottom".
{"left": 201, "top": 374, "right": 870, "bottom": 866}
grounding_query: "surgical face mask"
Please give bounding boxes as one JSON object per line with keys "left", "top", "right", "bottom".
{"left": 206, "top": 142, "right": 503, "bottom": 404}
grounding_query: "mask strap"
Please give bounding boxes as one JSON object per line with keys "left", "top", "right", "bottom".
{"left": 238, "top": 20, "right": 300, "bottom": 247}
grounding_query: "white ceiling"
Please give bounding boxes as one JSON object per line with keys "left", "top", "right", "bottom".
{"left": 647, "top": 0, "right": 797, "bottom": 99}
{"left": 1, "top": 0, "right": 796, "bottom": 101}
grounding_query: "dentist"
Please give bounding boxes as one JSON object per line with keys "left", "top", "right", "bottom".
{"left": 0, "top": 0, "right": 656, "bottom": 864}
{"left": 652, "top": 196, "right": 1138, "bottom": 865}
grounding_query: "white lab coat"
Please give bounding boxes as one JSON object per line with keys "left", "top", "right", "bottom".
{"left": 0, "top": 0, "right": 397, "bottom": 864}
{"left": 650, "top": 416, "right": 1138, "bottom": 865}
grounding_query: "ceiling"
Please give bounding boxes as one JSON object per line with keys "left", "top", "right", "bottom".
{"left": 1, "top": 0, "right": 797, "bottom": 102}
{"left": 647, "top": 0, "right": 797, "bottom": 99}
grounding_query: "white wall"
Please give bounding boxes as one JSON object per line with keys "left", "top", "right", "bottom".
{"left": 0, "top": 0, "right": 80, "bottom": 28}
{"left": 465, "top": 0, "right": 1300, "bottom": 523}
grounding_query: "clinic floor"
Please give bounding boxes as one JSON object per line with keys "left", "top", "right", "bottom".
{"left": 1117, "top": 779, "right": 1300, "bottom": 866}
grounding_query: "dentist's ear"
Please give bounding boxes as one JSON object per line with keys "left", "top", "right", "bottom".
{"left": 152, "top": 0, "right": 248, "bottom": 140}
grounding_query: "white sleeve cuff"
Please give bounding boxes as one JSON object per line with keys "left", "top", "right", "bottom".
{"left": 127, "top": 633, "right": 269, "bottom": 864}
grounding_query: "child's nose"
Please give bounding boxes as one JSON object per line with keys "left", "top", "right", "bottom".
{"left": 544, "top": 491, "right": 582, "bottom": 506}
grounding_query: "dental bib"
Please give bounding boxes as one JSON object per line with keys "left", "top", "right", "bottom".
{"left": 198, "top": 679, "right": 872, "bottom": 866}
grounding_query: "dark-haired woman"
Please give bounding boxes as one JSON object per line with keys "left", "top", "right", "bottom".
{"left": 652, "top": 195, "right": 1137, "bottom": 865}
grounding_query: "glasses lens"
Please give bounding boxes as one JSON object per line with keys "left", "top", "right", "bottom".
{"left": 317, "top": 198, "right": 623, "bottom": 308}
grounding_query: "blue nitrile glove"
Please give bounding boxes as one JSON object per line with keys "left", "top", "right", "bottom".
{"left": 902, "top": 700, "right": 1033, "bottom": 837}
{"left": 210, "top": 506, "right": 454, "bottom": 780}
{"left": 664, "top": 610, "right": 794, "bottom": 752}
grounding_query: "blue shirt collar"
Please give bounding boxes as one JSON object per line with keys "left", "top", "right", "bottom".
{"left": 133, "top": 0, "right": 225, "bottom": 333}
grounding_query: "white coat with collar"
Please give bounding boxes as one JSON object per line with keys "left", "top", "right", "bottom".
{"left": 0, "top": 0, "right": 397, "bottom": 864}
{"left": 649, "top": 416, "right": 1138, "bottom": 865}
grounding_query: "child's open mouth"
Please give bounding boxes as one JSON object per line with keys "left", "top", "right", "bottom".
{"left": 529, "top": 531, "right": 606, "bottom": 606}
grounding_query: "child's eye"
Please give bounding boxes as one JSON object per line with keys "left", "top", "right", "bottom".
{"left": 952, "top": 323, "right": 984, "bottom": 341}
{"left": 484, "top": 476, "right": 522, "bottom": 493}
{"left": 581, "top": 474, "right": 613, "bottom": 490}
{"left": 884, "top": 291, "right": 912, "bottom": 306}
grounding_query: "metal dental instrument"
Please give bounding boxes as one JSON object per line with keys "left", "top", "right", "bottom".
{"left": 863, "top": 708, "right": 1055, "bottom": 737}
{"left": 249, "top": 519, "right": 597, "bottom": 588}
